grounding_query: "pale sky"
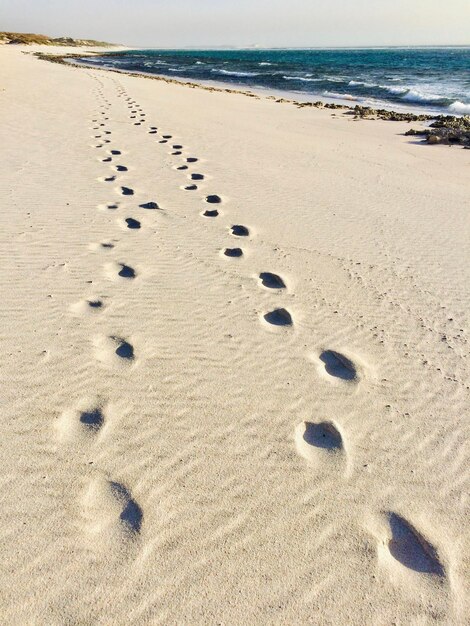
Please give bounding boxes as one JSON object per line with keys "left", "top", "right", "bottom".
{"left": 1, "top": 0, "right": 469, "bottom": 47}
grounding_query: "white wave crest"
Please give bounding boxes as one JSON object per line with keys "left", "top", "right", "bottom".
{"left": 401, "top": 89, "right": 442, "bottom": 104}
{"left": 384, "top": 85, "right": 408, "bottom": 95}
{"left": 259, "top": 62, "right": 272, "bottom": 66}
{"left": 283, "top": 75, "right": 322, "bottom": 82}
{"left": 212, "top": 69, "right": 260, "bottom": 77}
{"left": 348, "top": 80, "right": 377, "bottom": 88}
{"left": 448, "top": 101, "right": 470, "bottom": 114}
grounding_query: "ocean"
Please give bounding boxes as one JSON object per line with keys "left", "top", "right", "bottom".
{"left": 80, "top": 47, "right": 470, "bottom": 115}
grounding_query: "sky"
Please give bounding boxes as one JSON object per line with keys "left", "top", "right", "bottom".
{"left": 1, "top": 0, "right": 469, "bottom": 48}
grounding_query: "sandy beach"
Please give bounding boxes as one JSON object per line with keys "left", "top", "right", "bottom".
{"left": 1, "top": 45, "right": 469, "bottom": 624}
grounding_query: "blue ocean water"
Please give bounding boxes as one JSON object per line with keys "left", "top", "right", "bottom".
{"left": 81, "top": 48, "right": 470, "bottom": 114}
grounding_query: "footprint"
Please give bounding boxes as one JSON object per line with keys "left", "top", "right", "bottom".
{"left": 120, "top": 186, "right": 134, "bottom": 196}
{"left": 82, "top": 477, "right": 142, "bottom": 544}
{"left": 56, "top": 401, "right": 106, "bottom": 441}
{"left": 159, "top": 140, "right": 168, "bottom": 144}
{"left": 191, "top": 173, "right": 204, "bottom": 180}
{"left": 102, "top": 157, "right": 112, "bottom": 162}
{"left": 259, "top": 272, "right": 286, "bottom": 289}
{"left": 100, "top": 242, "right": 114, "bottom": 249}
{"left": 80, "top": 407, "right": 104, "bottom": 430}
{"left": 172, "top": 151, "right": 182, "bottom": 156}
{"left": 202, "top": 209, "right": 219, "bottom": 217}
{"left": 115, "top": 165, "right": 128, "bottom": 172}
{"left": 173, "top": 144, "right": 183, "bottom": 149}
{"left": 184, "top": 184, "right": 197, "bottom": 191}
{"left": 383, "top": 513, "right": 445, "bottom": 577}
{"left": 148, "top": 130, "right": 157, "bottom": 134}
{"left": 231, "top": 225, "right": 249, "bottom": 237}
{"left": 110, "top": 482, "right": 143, "bottom": 533}
{"left": 162, "top": 135, "right": 172, "bottom": 139}
{"left": 103, "top": 175, "right": 116, "bottom": 182}
{"left": 125, "top": 218, "right": 141, "bottom": 229}
{"left": 186, "top": 157, "right": 198, "bottom": 163}
{"left": 319, "top": 350, "right": 357, "bottom": 382}
{"left": 263, "top": 308, "right": 293, "bottom": 326}
{"left": 205, "top": 195, "right": 221, "bottom": 204}
{"left": 111, "top": 150, "right": 121, "bottom": 155}
{"left": 113, "top": 338, "right": 134, "bottom": 360}
{"left": 139, "top": 201, "right": 159, "bottom": 210}
{"left": 70, "top": 298, "right": 105, "bottom": 315}
{"left": 176, "top": 165, "right": 188, "bottom": 171}
{"left": 223, "top": 247, "right": 243, "bottom": 258}
{"left": 118, "top": 263, "right": 136, "bottom": 278}
{"left": 295, "top": 420, "right": 345, "bottom": 468}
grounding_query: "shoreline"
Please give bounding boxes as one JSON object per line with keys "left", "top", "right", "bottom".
{"left": 35, "top": 50, "right": 470, "bottom": 146}
{"left": 69, "top": 47, "right": 470, "bottom": 118}
{"left": 33, "top": 51, "right": 440, "bottom": 119}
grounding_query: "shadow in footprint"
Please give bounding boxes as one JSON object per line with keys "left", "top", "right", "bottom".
{"left": 320, "top": 350, "right": 357, "bottom": 381}
{"left": 111, "top": 150, "right": 121, "bottom": 155}
{"left": 187, "top": 157, "right": 198, "bottom": 163}
{"left": 206, "top": 195, "right": 221, "bottom": 204}
{"left": 387, "top": 513, "right": 445, "bottom": 576}
{"left": 185, "top": 185, "right": 197, "bottom": 191}
{"left": 259, "top": 272, "right": 286, "bottom": 289}
{"left": 121, "top": 186, "right": 134, "bottom": 196}
{"left": 118, "top": 264, "right": 135, "bottom": 278}
{"left": 125, "top": 218, "right": 141, "bottom": 229}
{"left": 173, "top": 144, "right": 183, "bottom": 149}
{"left": 177, "top": 165, "right": 188, "bottom": 171}
{"left": 302, "top": 421, "right": 342, "bottom": 451}
{"left": 140, "top": 201, "right": 159, "bottom": 210}
{"left": 264, "top": 308, "right": 292, "bottom": 326}
{"left": 102, "top": 157, "right": 112, "bottom": 162}
{"left": 191, "top": 173, "right": 204, "bottom": 180}
{"left": 114, "top": 339, "right": 134, "bottom": 360}
{"left": 80, "top": 408, "right": 104, "bottom": 431}
{"left": 231, "top": 225, "right": 249, "bottom": 237}
{"left": 110, "top": 482, "right": 142, "bottom": 533}
{"left": 87, "top": 299, "right": 103, "bottom": 309}
{"left": 224, "top": 248, "right": 243, "bottom": 258}
{"left": 116, "top": 165, "right": 128, "bottom": 172}
{"left": 203, "top": 209, "right": 219, "bottom": 217}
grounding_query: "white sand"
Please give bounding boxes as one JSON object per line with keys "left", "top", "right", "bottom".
{"left": 1, "top": 45, "right": 469, "bottom": 624}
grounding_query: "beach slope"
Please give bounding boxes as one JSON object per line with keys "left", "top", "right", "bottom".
{"left": 1, "top": 45, "right": 469, "bottom": 624}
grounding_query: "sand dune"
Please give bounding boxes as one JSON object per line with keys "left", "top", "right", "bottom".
{"left": 0, "top": 45, "right": 469, "bottom": 624}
